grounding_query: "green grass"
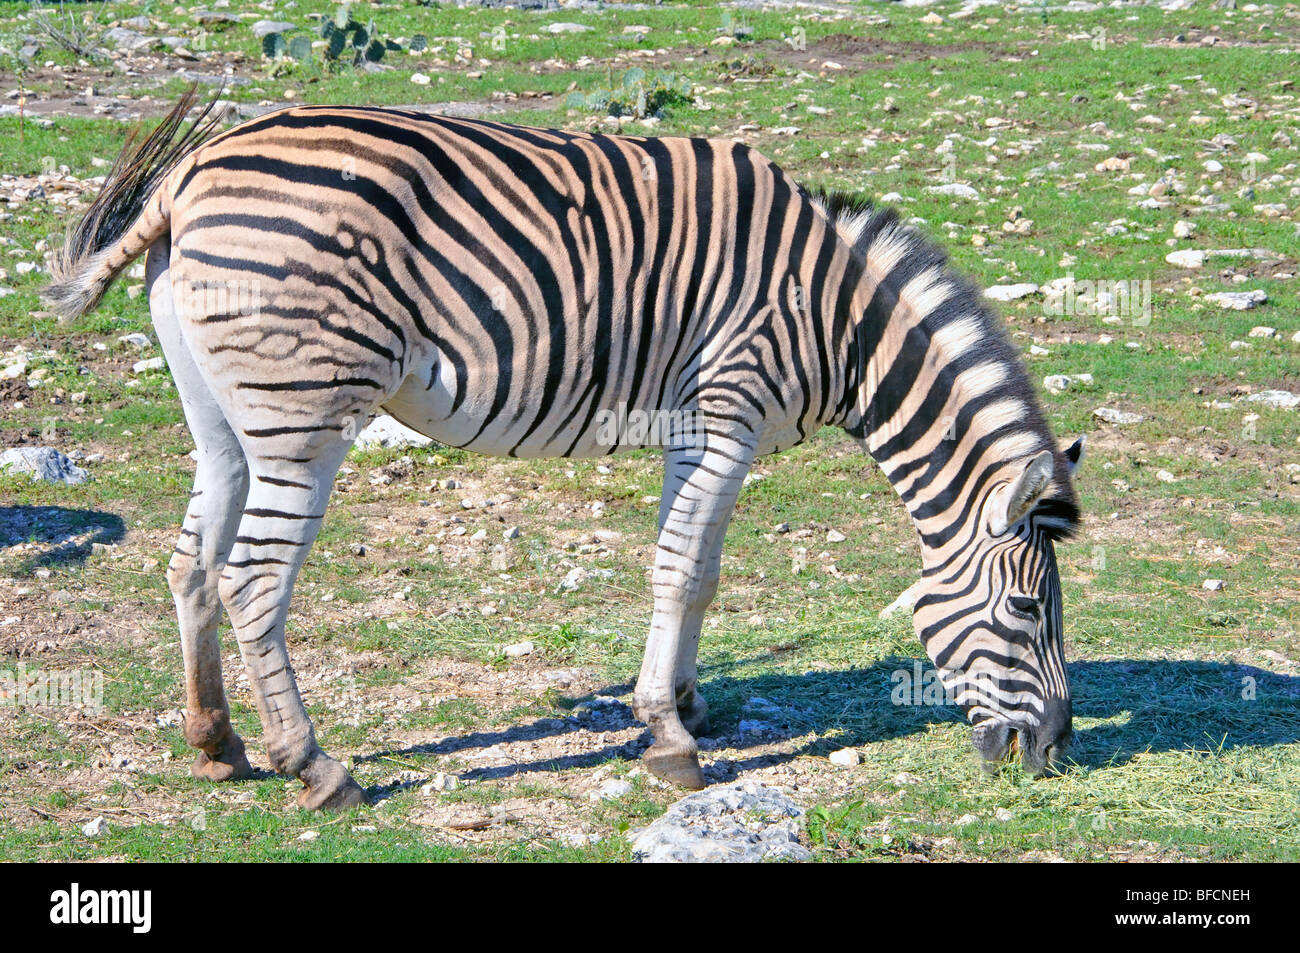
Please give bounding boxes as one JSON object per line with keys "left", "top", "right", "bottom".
{"left": 1, "top": 0, "right": 1298, "bottom": 862}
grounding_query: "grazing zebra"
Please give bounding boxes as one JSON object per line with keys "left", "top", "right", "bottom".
{"left": 47, "top": 89, "right": 1083, "bottom": 811}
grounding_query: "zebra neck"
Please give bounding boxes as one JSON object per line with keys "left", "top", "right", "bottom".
{"left": 832, "top": 248, "right": 1055, "bottom": 556}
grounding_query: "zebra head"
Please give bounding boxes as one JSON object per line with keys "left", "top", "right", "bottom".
{"left": 911, "top": 438, "right": 1084, "bottom": 777}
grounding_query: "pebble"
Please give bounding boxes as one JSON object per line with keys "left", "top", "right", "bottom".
{"left": 828, "top": 747, "right": 860, "bottom": 767}
{"left": 1202, "top": 578, "right": 1225, "bottom": 591}
{"left": 1205, "top": 290, "right": 1267, "bottom": 311}
{"left": 354, "top": 414, "right": 433, "bottom": 449}
{"left": 596, "top": 779, "right": 633, "bottom": 800}
{"left": 502, "top": 640, "right": 535, "bottom": 658}
{"left": 132, "top": 356, "right": 165, "bottom": 373}
{"left": 1093, "top": 407, "right": 1144, "bottom": 426}
{"left": 926, "top": 183, "right": 979, "bottom": 200}
{"left": 81, "top": 816, "right": 108, "bottom": 838}
{"left": 984, "top": 283, "right": 1039, "bottom": 302}
{"left": 1245, "top": 390, "right": 1300, "bottom": 410}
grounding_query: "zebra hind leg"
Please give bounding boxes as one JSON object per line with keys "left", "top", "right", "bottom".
{"left": 148, "top": 242, "right": 253, "bottom": 783}
{"left": 217, "top": 437, "right": 367, "bottom": 811}
{"left": 635, "top": 436, "right": 754, "bottom": 788}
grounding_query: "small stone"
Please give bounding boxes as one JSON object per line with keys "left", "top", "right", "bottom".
{"left": 297, "top": 830, "right": 320, "bottom": 841}
{"left": 828, "top": 747, "right": 860, "bottom": 767}
{"left": 1043, "top": 374, "right": 1072, "bottom": 395}
{"left": 117, "top": 332, "right": 152, "bottom": 349}
{"left": 984, "top": 283, "right": 1039, "bottom": 302}
{"left": 354, "top": 414, "right": 433, "bottom": 449}
{"left": 1206, "top": 290, "right": 1267, "bottom": 311}
{"left": 1248, "top": 326, "right": 1277, "bottom": 338}
{"left": 597, "top": 779, "right": 633, "bottom": 800}
{"left": 1093, "top": 407, "right": 1144, "bottom": 426}
{"left": 81, "top": 816, "right": 108, "bottom": 838}
{"left": 1165, "top": 250, "right": 1205, "bottom": 268}
{"left": 1094, "top": 156, "right": 1131, "bottom": 173}
{"left": 892, "top": 771, "right": 923, "bottom": 786}
{"left": 1173, "top": 220, "right": 1196, "bottom": 239}
{"left": 955, "top": 813, "right": 979, "bottom": 826}
{"left": 132, "top": 356, "right": 165, "bottom": 373}
{"left": 411, "top": 73, "right": 431, "bottom": 85}
{"left": 926, "top": 183, "right": 979, "bottom": 200}
{"left": 1156, "top": 469, "right": 1176, "bottom": 483}
{"left": 826, "top": 529, "right": 846, "bottom": 543}
{"left": 1245, "top": 390, "right": 1300, "bottom": 410}
{"left": 994, "top": 807, "right": 1014, "bottom": 822}
{"left": 547, "top": 22, "right": 593, "bottom": 33}
{"left": 502, "top": 640, "right": 534, "bottom": 658}
{"left": 0, "top": 447, "right": 89, "bottom": 485}
{"left": 1202, "top": 578, "right": 1225, "bottom": 591}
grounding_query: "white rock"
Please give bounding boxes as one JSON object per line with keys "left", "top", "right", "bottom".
{"left": 597, "top": 779, "right": 633, "bottom": 800}
{"left": 994, "top": 807, "right": 1014, "bottom": 822}
{"left": 1245, "top": 390, "right": 1300, "bottom": 410}
{"left": 1173, "top": 220, "right": 1196, "bottom": 239}
{"left": 1206, "top": 290, "right": 1267, "bottom": 310}
{"left": 879, "top": 582, "right": 920, "bottom": 619}
{"left": 132, "top": 356, "right": 165, "bottom": 373}
{"left": 828, "top": 747, "right": 861, "bottom": 767}
{"left": 1043, "top": 374, "right": 1072, "bottom": 395}
{"left": 826, "top": 529, "right": 846, "bottom": 543}
{"left": 548, "top": 22, "right": 593, "bottom": 33}
{"left": 1093, "top": 407, "right": 1144, "bottom": 426}
{"left": 410, "top": 73, "right": 431, "bottom": 85}
{"left": 984, "top": 282, "right": 1039, "bottom": 302}
{"left": 502, "top": 640, "right": 535, "bottom": 658}
{"left": 81, "top": 816, "right": 108, "bottom": 838}
{"left": 1156, "top": 469, "right": 1176, "bottom": 483}
{"left": 1202, "top": 578, "right": 1225, "bottom": 591}
{"left": 1248, "top": 326, "right": 1277, "bottom": 338}
{"left": 926, "top": 183, "right": 980, "bottom": 200}
{"left": 353, "top": 414, "right": 434, "bottom": 449}
{"left": 629, "top": 781, "right": 810, "bottom": 863}
{"left": 297, "top": 830, "right": 320, "bottom": 841}
{"left": 1165, "top": 249, "right": 1205, "bottom": 268}
{"left": 117, "top": 332, "right": 152, "bottom": 348}
{"left": 0, "top": 447, "right": 89, "bottom": 485}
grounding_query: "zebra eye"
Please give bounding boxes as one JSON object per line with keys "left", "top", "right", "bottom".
{"left": 1007, "top": 596, "right": 1041, "bottom": 620}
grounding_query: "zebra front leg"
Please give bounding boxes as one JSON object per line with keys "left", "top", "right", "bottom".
{"left": 672, "top": 542, "right": 723, "bottom": 737}
{"left": 636, "top": 437, "right": 753, "bottom": 788}
{"left": 217, "top": 444, "right": 367, "bottom": 811}
{"left": 149, "top": 242, "right": 252, "bottom": 783}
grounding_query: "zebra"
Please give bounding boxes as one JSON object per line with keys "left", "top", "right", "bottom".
{"left": 46, "top": 89, "right": 1083, "bottom": 810}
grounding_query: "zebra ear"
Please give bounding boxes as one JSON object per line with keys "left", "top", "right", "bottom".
{"left": 1063, "top": 436, "right": 1085, "bottom": 477}
{"left": 989, "top": 449, "right": 1055, "bottom": 536}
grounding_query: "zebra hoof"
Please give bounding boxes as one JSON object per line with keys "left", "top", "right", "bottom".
{"left": 296, "top": 755, "right": 369, "bottom": 812}
{"left": 644, "top": 746, "right": 707, "bottom": 790}
{"left": 191, "top": 733, "right": 253, "bottom": 783}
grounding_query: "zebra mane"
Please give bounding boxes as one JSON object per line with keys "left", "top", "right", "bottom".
{"left": 808, "top": 187, "right": 1080, "bottom": 541}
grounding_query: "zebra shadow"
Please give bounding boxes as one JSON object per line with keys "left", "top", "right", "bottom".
{"left": 359, "top": 655, "right": 1299, "bottom": 792}
{"left": 685, "top": 655, "right": 1300, "bottom": 776}
{"left": 0, "top": 505, "right": 127, "bottom": 576}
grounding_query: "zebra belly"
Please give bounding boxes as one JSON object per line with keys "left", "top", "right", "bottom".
{"left": 382, "top": 355, "right": 712, "bottom": 460}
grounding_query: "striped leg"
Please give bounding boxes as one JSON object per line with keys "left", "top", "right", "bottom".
{"left": 148, "top": 243, "right": 252, "bottom": 782}
{"left": 636, "top": 435, "right": 754, "bottom": 788}
{"left": 217, "top": 442, "right": 367, "bottom": 810}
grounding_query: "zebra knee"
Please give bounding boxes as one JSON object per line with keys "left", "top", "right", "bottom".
{"left": 217, "top": 562, "right": 280, "bottom": 623}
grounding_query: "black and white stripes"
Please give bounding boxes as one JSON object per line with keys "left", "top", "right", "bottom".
{"left": 46, "top": 91, "right": 1082, "bottom": 805}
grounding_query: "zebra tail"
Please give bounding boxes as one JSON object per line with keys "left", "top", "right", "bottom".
{"left": 43, "top": 85, "right": 224, "bottom": 321}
